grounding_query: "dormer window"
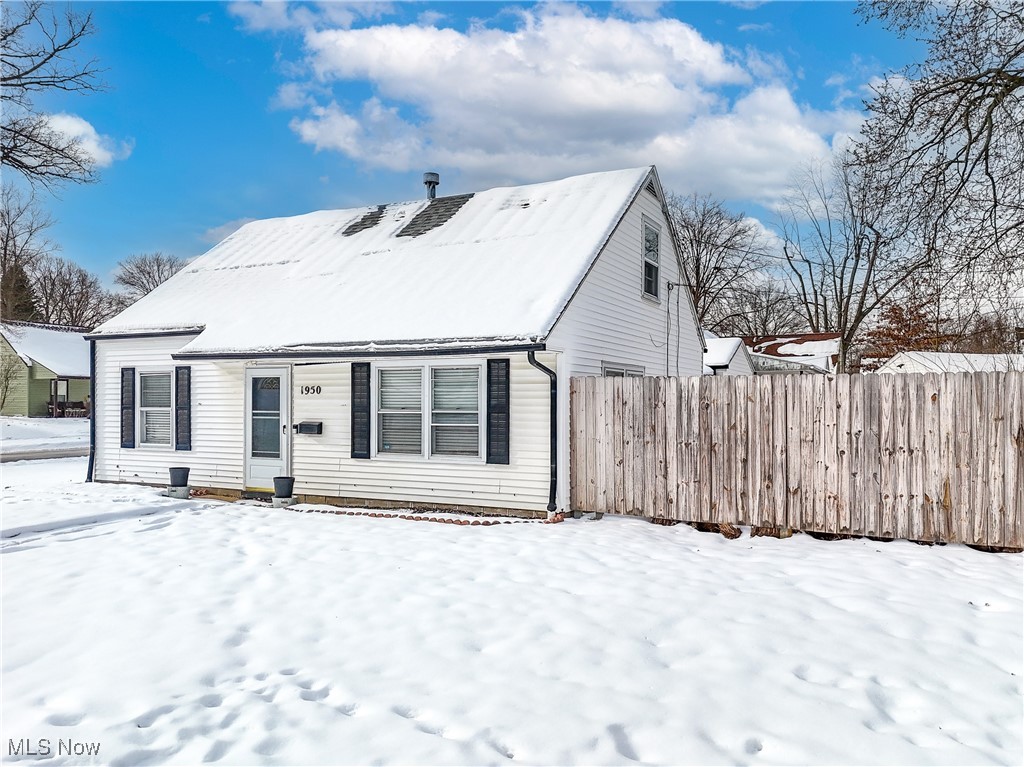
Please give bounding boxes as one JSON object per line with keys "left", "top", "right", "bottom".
{"left": 642, "top": 218, "right": 660, "bottom": 299}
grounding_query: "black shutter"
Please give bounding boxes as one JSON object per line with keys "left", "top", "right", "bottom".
{"left": 351, "top": 362, "right": 371, "bottom": 459}
{"left": 120, "top": 368, "right": 135, "bottom": 448}
{"left": 175, "top": 366, "right": 191, "bottom": 451}
{"left": 486, "top": 358, "right": 510, "bottom": 464}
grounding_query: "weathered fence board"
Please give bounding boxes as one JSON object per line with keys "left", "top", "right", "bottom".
{"left": 570, "top": 371, "right": 1024, "bottom": 548}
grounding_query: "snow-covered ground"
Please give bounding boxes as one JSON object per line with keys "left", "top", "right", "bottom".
{"left": 2, "top": 459, "right": 1021, "bottom": 766}
{"left": 1, "top": 416, "right": 90, "bottom": 454}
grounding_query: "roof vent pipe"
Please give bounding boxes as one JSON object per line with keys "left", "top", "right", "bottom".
{"left": 423, "top": 172, "right": 439, "bottom": 200}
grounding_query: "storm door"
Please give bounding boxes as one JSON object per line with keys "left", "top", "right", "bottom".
{"left": 244, "top": 367, "right": 290, "bottom": 491}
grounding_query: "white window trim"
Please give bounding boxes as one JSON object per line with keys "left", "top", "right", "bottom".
{"left": 371, "top": 358, "right": 486, "bottom": 463}
{"left": 137, "top": 369, "right": 174, "bottom": 449}
{"left": 602, "top": 363, "right": 645, "bottom": 377}
{"left": 641, "top": 215, "right": 661, "bottom": 302}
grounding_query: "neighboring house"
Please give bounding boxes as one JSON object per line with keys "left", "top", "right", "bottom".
{"left": 742, "top": 333, "right": 841, "bottom": 374}
{"left": 748, "top": 353, "right": 831, "bottom": 376}
{"left": 702, "top": 337, "right": 755, "bottom": 376}
{"left": 0, "top": 322, "right": 90, "bottom": 417}
{"left": 86, "top": 166, "right": 705, "bottom": 515}
{"left": 874, "top": 351, "right": 1024, "bottom": 374}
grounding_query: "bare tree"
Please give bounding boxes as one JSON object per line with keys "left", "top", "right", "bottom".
{"left": 667, "top": 192, "right": 770, "bottom": 331}
{"left": 778, "top": 155, "right": 931, "bottom": 372}
{"left": 1, "top": 183, "right": 52, "bottom": 319}
{"left": 714, "top": 280, "right": 807, "bottom": 337}
{"left": 0, "top": 351, "right": 21, "bottom": 409}
{"left": 29, "top": 254, "right": 115, "bottom": 328}
{"left": 1, "top": 1, "right": 103, "bottom": 188}
{"left": 113, "top": 252, "right": 186, "bottom": 300}
{"left": 854, "top": 0, "right": 1024, "bottom": 263}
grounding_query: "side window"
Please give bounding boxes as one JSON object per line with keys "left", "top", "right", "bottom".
{"left": 139, "top": 372, "right": 173, "bottom": 446}
{"left": 642, "top": 220, "right": 660, "bottom": 299}
{"left": 602, "top": 363, "right": 644, "bottom": 377}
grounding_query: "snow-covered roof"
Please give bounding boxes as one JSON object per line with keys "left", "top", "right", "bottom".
{"left": 742, "top": 333, "right": 840, "bottom": 373}
{"left": 703, "top": 337, "right": 743, "bottom": 368}
{"left": 875, "top": 351, "right": 1024, "bottom": 374}
{"left": 91, "top": 167, "right": 655, "bottom": 356}
{"left": 0, "top": 322, "right": 90, "bottom": 377}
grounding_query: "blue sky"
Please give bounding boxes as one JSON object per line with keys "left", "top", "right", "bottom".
{"left": 25, "top": 1, "right": 923, "bottom": 281}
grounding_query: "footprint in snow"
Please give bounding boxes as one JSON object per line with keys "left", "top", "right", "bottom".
{"left": 199, "top": 694, "right": 223, "bottom": 708}
{"left": 134, "top": 704, "right": 176, "bottom": 728}
{"left": 46, "top": 712, "right": 85, "bottom": 727}
{"left": 300, "top": 686, "right": 331, "bottom": 702}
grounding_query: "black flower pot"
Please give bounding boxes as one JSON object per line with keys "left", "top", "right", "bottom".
{"left": 273, "top": 476, "right": 295, "bottom": 499}
{"left": 169, "top": 467, "right": 190, "bottom": 487}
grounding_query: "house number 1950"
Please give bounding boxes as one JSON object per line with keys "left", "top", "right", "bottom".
{"left": 300, "top": 385, "right": 322, "bottom": 395}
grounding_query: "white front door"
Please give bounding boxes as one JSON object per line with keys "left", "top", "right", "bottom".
{"left": 245, "top": 367, "right": 290, "bottom": 491}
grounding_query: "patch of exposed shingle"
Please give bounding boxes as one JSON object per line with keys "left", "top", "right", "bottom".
{"left": 342, "top": 205, "right": 387, "bottom": 236}
{"left": 396, "top": 194, "right": 474, "bottom": 238}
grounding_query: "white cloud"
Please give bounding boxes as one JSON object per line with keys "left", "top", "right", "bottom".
{"left": 416, "top": 10, "right": 447, "bottom": 27}
{"left": 200, "top": 217, "right": 258, "bottom": 244}
{"left": 738, "top": 22, "right": 772, "bottom": 33}
{"left": 229, "top": 1, "right": 393, "bottom": 32}
{"left": 47, "top": 113, "right": 132, "bottom": 168}
{"left": 612, "top": 1, "right": 665, "bottom": 20}
{"left": 265, "top": 5, "right": 863, "bottom": 206}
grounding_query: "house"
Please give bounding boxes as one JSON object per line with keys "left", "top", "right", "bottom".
{"left": 874, "top": 351, "right": 1024, "bottom": 374}
{"left": 741, "top": 333, "right": 841, "bottom": 374}
{"left": 85, "top": 166, "right": 705, "bottom": 515}
{"left": 0, "top": 321, "right": 90, "bottom": 417}
{"left": 702, "top": 337, "right": 755, "bottom": 376}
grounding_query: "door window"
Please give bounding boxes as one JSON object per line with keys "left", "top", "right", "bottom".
{"left": 251, "top": 376, "right": 281, "bottom": 458}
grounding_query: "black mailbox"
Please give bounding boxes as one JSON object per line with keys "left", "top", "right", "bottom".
{"left": 296, "top": 421, "right": 323, "bottom": 435}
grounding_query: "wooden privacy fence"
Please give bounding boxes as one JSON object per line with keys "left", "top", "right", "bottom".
{"left": 569, "top": 371, "right": 1024, "bottom": 548}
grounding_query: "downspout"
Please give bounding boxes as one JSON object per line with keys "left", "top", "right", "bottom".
{"left": 86, "top": 339, "right": 96, "bottom": 482}
{"left": 527, "top": 351, "right": 557, "bottom": 513}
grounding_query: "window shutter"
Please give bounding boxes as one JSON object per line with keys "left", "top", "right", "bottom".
{"left": 120, "top": 368, "right": 135, "bottom": 449}
{"left": 175, "top": 366, "right": 191, "bottom": 451}
{"left": 486, "top": 359, "right": 510, "bottom": 464}
{"left": 351, "top": 362, "right": 371, "bottom": 459}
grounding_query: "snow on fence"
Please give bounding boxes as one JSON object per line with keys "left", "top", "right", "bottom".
{"left": 569, "top": 371, "right": 1024, "bottom": 548}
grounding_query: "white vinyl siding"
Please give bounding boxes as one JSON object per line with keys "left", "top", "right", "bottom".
{"left": 139, "top": 372, "right": 172, "bottom": 445}
{"left": 546, "top": 171, "right": 703, "bottom": 379}
{"left": 291, "top": 354, "right": 552, "bottom": 512}
{"left": 93, "top": 335, "right": 245, "bottom": 488}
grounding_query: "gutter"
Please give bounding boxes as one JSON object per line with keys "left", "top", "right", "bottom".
{"left": 527, "top": 351, "right": 558, "bottom": 514}
{"left": 86, "top": 339, "right": 96, "bottom": 482}
{"left": 84, "top": 328, "right": 204, "bottom": 341}
{"left": 173, "top": 342, "right": 546, "bottom": 362}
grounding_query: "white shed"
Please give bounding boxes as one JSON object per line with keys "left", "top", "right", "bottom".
{"left": 874, "top": 351, "right": 1024, "bottom": 374}
{"left": 86, "top": 166, "right": 705, "bottom": 515}
{"left": 702, "top": 337, "right": 755, "bottom": 376}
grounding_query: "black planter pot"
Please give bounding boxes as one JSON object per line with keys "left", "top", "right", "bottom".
{"left": 169, "top": 467, "right": 190, "bottom": 487}
{"left": 273, "top": 476, "right": 295, "bottom": 498}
